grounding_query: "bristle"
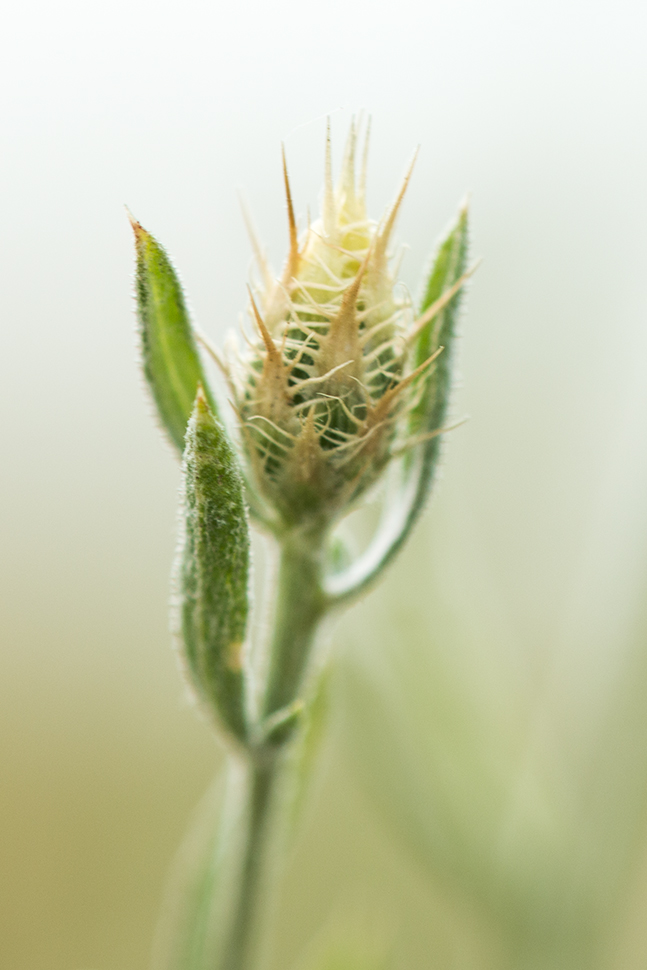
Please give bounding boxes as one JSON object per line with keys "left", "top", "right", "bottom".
{"left": 407, "top": 260, "right": 481, "bottom": 344}
{"left": 281, "top": 144, "right": 300, "bottom": 278}
{"left": 247, "top": 286, "right": 281, "bottom": 362}
{"left": 359, "top": 116, "right": 371, "bottom": 207}
{"left": 325, "top": 247, "right": 372, "bottom": 347}
{"left": 287, "top": 359, "right": 353, "bottom": 396}
{"left": 239, "top": 193, "right": 274, "bottom": 293}
{"left": 375, "top": 148, "right": 419, "bottom": 263}
{"left": 338, "top": 116, "right": 357, "bottom": 204}
{"left": 371, "top": 346, "right": 443, "bottom": 423}
{"left": 194, "top": 327, "right": 229, "bottom": 376}
{"left": 323, "top": 117, "right": 335, "bottom": 237}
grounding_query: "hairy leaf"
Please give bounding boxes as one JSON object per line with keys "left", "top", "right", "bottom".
{"left": 411, "top": 201, "right": 469, "bottom": 442}
{"left": 177, "top": 388, "right": 249, "bottom": 742}
{"left": 132, "top": 217, "right": 217, "bottom": 452}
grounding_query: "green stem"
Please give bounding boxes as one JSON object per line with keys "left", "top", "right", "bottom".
{"left": 220, "top": 528, "right": 327, "bottom": 970}
{"left": 262, "top": 529, "right": 327, "bottom": 719}
{"left": 220, "top": 757, "right": 277, "bottom": 970}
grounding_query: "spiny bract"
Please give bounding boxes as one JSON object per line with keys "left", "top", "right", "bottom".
{"left": 215, "top": 121, "right": 452, "bottom": 529}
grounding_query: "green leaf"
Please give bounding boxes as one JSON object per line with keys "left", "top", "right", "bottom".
{"left": 153, "top": 757, "right": 250, "bottom": 970}
{"left": 338, "top": 623, "right": 611, "bottom": 965}
{"left": 177, "top": 387, "right": 249, "bottom": 742}
{"left": 132, "top": 216, "right": 217, "bottom": 453}
{"left": 411, "top": 201, "right": 469, "bottom": 441}
{"left": 283, "top": 662, "right": 332, "bottom": 834}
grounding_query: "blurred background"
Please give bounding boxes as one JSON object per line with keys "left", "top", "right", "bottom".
{"left": 3, "top": 0, "right": 647, "bottom": 967}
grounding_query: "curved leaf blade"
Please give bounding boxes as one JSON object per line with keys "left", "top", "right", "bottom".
{"left": 411, "top": 201, "right": 469, "bottom": 446}
{"left": 132, "top": 217, "right": 217, "bottom": 452}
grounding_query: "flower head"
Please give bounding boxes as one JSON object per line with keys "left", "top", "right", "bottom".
{"left": 214, "top": 121, "right": 462, "bottom": 530}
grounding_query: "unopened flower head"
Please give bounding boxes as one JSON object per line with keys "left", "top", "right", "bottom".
{"left": 217, "top": 121, "right": 448, "bottom": 529}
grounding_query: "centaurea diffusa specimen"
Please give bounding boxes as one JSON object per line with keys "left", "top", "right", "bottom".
{"left": 131, "top": 120, "right": 474, "bottom": 970}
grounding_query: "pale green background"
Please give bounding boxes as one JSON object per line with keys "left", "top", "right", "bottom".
{"left": 3, "top": 0, "right": 647, "bottom": 967}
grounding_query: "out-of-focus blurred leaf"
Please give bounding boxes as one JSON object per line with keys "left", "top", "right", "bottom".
{"left": 293, "top": 926, "right": 391, "bottom": 970}
{"left": 284, "top": 663, "right": 332, "bottom": 835}
{"left": 153, "top": 756, "right": 249, "bottom": 970}
{"left": 339, "top": 635, "right": 599, "bottom": 965}
{"left": 297, "top": 951, "right": 388, "bottom": 970}
{"left": 132, "top": 217, "right": 217, "bottom": 453}
{"left": 338, "top": 560, "right": 647, "bottom": 969}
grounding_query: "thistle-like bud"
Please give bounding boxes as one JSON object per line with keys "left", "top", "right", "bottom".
{"left": 218, "top": 122, "right": 471, "bottom": 530}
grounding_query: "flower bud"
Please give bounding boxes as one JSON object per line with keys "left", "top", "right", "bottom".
{"left": 222, "top": 122, "right": 456, "bottom": 530}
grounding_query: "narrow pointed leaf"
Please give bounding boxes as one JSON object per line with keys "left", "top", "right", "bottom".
{"left": 177, "top": 388, "right": 249, "bottom": 742}
{"left": 411, "top": 202, "right": 469, "bottom": 441}
{"left": 132, "top": 218, "right": 217, "bottom": 452}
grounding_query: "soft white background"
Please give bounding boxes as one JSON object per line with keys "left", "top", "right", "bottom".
{"left": 2, "top": 1, "right": 647, "bottom": 967}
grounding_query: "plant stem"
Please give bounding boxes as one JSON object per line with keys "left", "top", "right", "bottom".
{"left": 220, "top": 528, "right": 327, "bottom": 970}
{"left": 220, "top": 757, "right": 276, "bottom": 970}
{"left": 262, "top": 529, "right": 327, "bottom": 719}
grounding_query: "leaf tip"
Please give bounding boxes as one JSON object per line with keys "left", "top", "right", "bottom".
{"left": 126, "top": 206, "right": 148, "bottom": 245}
{"left": 457, "top": 193, "right": 471, "bottom": 221}
{"left": 194, "top": 382, "right": 210, "bottom": 413}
